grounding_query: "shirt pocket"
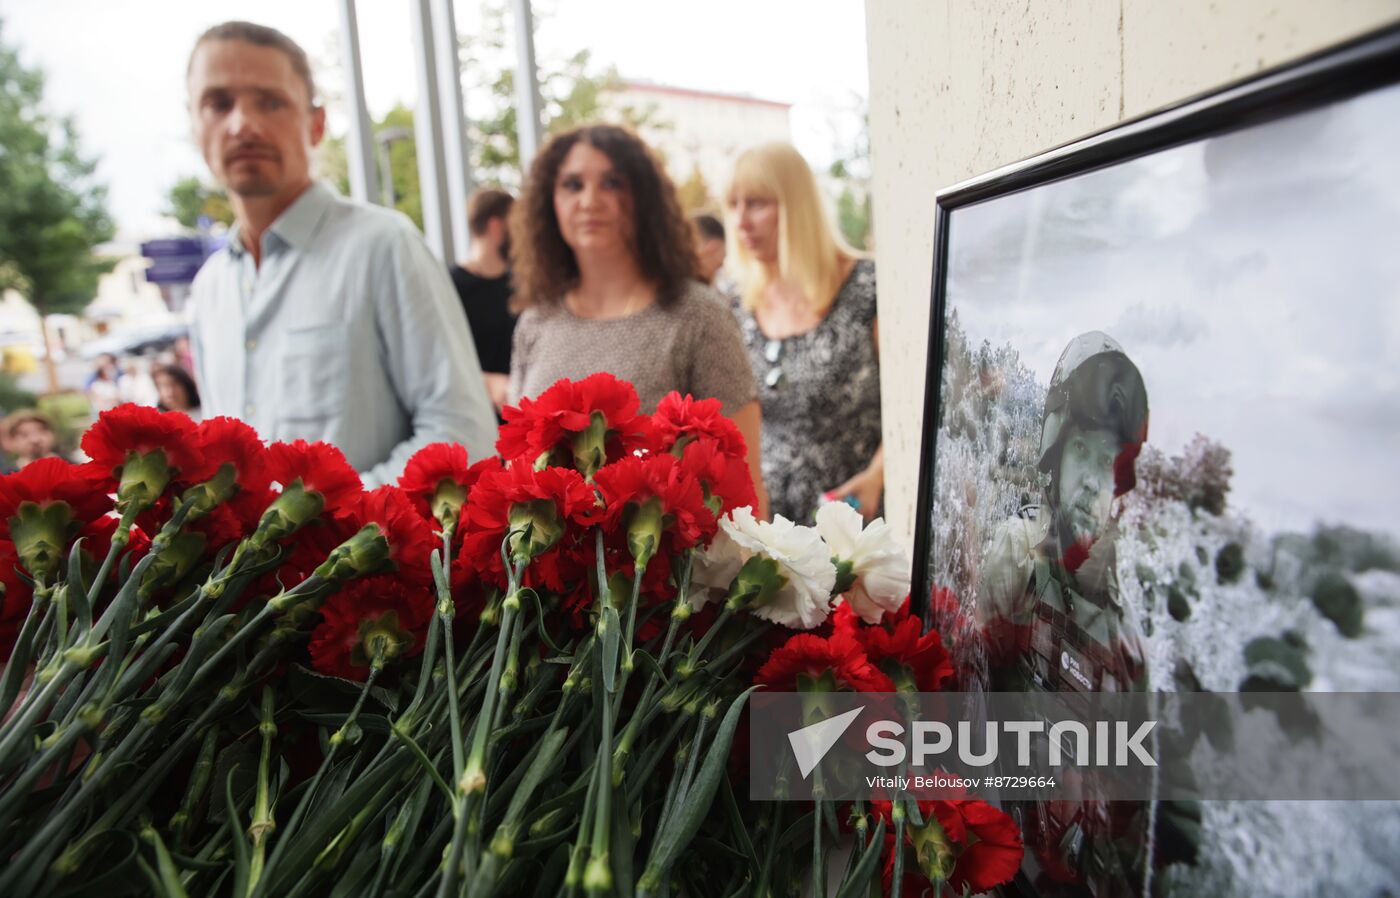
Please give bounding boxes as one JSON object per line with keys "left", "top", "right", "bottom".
{"left": 279, "top": 323, "right": 347, "bottom": 423}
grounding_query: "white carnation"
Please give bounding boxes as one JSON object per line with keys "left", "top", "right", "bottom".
{"left": 815, "top": 501, "right": 910, "bottom": 625}
{"left": 689, "top": 507, "right": 836, "bottom": 629}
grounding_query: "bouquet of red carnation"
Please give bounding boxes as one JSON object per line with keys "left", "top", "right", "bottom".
{"left": 0, "top": 377, "right": 1016, "bottom": 898}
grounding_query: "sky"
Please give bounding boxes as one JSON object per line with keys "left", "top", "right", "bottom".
{"left": 0, "top": 0, "right": 870, "bottom": 240}
{"left": 943, "top": 82, "right": 1400, "bottom": 540}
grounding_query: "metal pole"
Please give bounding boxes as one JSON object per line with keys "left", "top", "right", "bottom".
{"left": 431, "top": 0, "right": 474, "bottom": 262}
{"left": 409, "top": 0, "right": 454, "bottom": 260}
{"left": 336, "top": 0, "right": 379, "bottom": 204}
{"left": 511, "top": 0, "right": 544, "bottom": 170}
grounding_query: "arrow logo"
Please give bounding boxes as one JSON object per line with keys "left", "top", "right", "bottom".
{"left": 787, "top": 707, "right": 863, "bottom": 779}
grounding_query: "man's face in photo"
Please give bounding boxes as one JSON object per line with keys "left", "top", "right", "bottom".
{"left": 1056, "top": 423, "right": 1119, "bottom": 545}
{"left": 187, "top": 38, "right": 324, "bottom": 203}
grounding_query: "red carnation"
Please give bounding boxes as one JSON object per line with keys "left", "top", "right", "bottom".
{"left": 875, "top": 798, "right": 1023, "bottom": 897}
{"left": 332, "top": 486, "right": 436, "bottom": 584}
{"left": 398, "top": 443, "right": 498, "bottom": 531}
{"left": 595, "top": 453, "right": 716, "bottom": 558}
{"left": 308, "top": 575, "right": 434, "bottom": 680}
{"left": 266, "top": 440, "right": 362, "bottom": 519}
{"left": 754, "top": 629, "right": 894, "bottom": 693}
{"left": 675, "top": 439, "right": 756, "bottom": 519}
{"left": 0, "top": 458, "right": 112, "bottom": 533}
{"left": 459, "top": 464, "right": 600, "bottom": 593}
{"left": 81, "top": 404, "right": 205, "bottom": 485}
{"left": 194, "top": 416, "right": 272, "bottom": 495}
{"left": 836, "top": 597, "right": 953, "bottom": 692}
{"left": 497, "top": 373, "right": 652, "bottom": 475}
{"left": 651, "top": 392, "right": 747, "bottom": 460}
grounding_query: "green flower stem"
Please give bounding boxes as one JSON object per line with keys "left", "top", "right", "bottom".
{"left": 171, "top": 727, "right": 221, "bottom": 849}
{"left": 564, "top": 733, "right": 603, "bottom": 898}
{"left": 890, "top": 800, "right": 907, "bottom": 898}
{"left": 625, "top": 707, "right": 693, "bottom": 809}
{"left": 442, "top": 555, "right": 525, "bottom": 898}
{"left": 585, "top": 638, "right": 617, "bottom": 898}
{"left": 612, "top": 555, "right": 693, "bottom": 783}
{"left": 259, "top": 662, "right": 383, "bottom": 891}
{"left": 82, "top": 503, "right": 142, "bottom": 615}
{"left": 246, "top": 686, "right": 279, "bottom": 896}
{"left": 811, "top": 796, "right": 826, "bottom": 898}
{"left": 0, "top": 583, "right": 53, "bottom": 722}
{"left": 677, "top": 604, "right": 736, "bottom": 677}
{"left": 698, "top": 622, "right": 771, "bottom": 676}
{"left": 755, "top": 802, "right": 785, "bottom": 898}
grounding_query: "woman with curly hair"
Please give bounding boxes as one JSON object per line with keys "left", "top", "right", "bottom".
{"left": 726, "top": 142, "right": 882, "bottom": 524}
{"left": 508, "top": 124, "right": 767, "bottom": 516}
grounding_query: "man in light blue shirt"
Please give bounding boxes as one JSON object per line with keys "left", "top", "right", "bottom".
{"left": 186, "top": 21, "right": 496, "bottom": 486}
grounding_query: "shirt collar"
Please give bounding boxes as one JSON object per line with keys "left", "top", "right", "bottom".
{"left": 227, "top": 181, "right": 335, "bottom": 258}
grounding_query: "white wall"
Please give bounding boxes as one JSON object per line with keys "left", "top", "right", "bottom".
{"left": 865, "top": 0, "right": 1400, "bottom": 549}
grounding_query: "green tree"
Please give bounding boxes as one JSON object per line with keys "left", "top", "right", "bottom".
{"left": 676, "top": 164, "right": 714, "bottom": 214}
{"left": 828, "top": 108, "right": 872, "bottom": 250}
{"left": 319, "top": 0, "right": 666, "bottom": 228}
{"left": 0, "top": 20, "right": 116, "bottom": 393}
{"left": 165, "top": 176, "right": 234, "bottom": 230}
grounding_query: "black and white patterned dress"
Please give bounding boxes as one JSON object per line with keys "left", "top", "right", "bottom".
{"left": 731, "top": 260, "right": 882, "bottom": 523}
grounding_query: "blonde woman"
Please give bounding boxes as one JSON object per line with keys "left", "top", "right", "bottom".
{"left": 726, "top": 142, "right": 882, "bottom": 523}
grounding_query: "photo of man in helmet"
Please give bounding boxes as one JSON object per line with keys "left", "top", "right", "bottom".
{"left": 976, "top": 331, "right": 1157, "bottom": 897}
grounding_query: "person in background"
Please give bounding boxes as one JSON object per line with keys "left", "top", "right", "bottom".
{"left": 119, "top": 358, "right": 161, "bottom": 407}
{"left": 85, "top": 354, "right": 123, "bottom": 413}
{"left": 172, "top": 335, "right": 197, "bottom": 375}
{"left": 153, "top": 364, "right": 203, "bottom": 420}
{"left": 449, "top": 188, "right": 517, "bottom": 415}
{"left": 185, "top": 21, "right": 496, "bottom": 486}
{"left": 2, "top": 410, "right": 64, "bottom": 469}
{"left": 690, "top": 212, "right": 727, "bottom": 287}
{"left": 726, "top": 142, "right": 882, "bottom": 523}
{"left": 509, "top": 124, "right": 767, "bottom": 517}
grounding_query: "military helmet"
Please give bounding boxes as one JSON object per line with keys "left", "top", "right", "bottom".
{"left": 1038, "top": 331, "right": 1149, "bottom": 497}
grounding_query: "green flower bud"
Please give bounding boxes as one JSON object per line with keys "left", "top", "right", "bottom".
{"left": 253, "top": 481, "right": 325, "bottom": 546}
{"left": 116, "top": 449, "right": 173, "bottom": 511}
{"left": 724, "top": 554, "right": 786, "bottom": 612}
{"left": 625, "top": 496, "right": 666, "bottom": 568}
{"left": 570, "top": 410, "right": 610, "bottom": 479}
{"left": 315, "top": 523, "right": 391, "bottom": 581}
{"left": 506, "top": 499, "right": 563, "bottom": 563}
{"left": 179, "top": 462, "right": 239, "bottom": 520}
{"left": 430, "top": 478, "right": 468, "bottom": 530}
{"left": 355, "top": 609, "right": 414, "bottom": 670}
{"left": 909, "top": 815, "right": 957, "bottom": 888}
{"left": 8, "top": 500, "right": 74, "bottom": 580}
{"left": 831, "top": 556, "right": 858, "bottom": 597}
{"left": 140, "top": 531, "right": 209, "bottom": 594}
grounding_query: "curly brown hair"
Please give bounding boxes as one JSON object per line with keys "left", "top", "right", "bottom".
{"left": 509, "top": 124, "right": 697, "bottom": 311}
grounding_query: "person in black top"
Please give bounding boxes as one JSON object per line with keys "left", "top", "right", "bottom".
{"left": 449, "top": 188, "right": 517, "bottom": 414}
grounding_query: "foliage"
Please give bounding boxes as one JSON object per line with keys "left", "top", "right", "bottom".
{"left": 1137, "top": 434, "right": 1234, "bottom": 516}
{"left": 164, "top": 175, "right": 235, "bottom": 230}
{"left": 318, "top": 1, "right": 666, "bottom": 231}
{"left": 0, "top": 20, "right": 116, "bottom": 320}
{"left": 676, "top": 163, "right": 714, "bottom": 213}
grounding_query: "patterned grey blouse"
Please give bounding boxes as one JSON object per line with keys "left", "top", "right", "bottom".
{"left": 731, "top": 260, "right": 881, "bottom": 523}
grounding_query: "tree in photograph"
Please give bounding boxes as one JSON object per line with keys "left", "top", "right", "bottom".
{"left": 676, "top": 164, "right": 714, "bottom": 214}
{"left": 0, "top": 20, "right": 116, "bottom": 393}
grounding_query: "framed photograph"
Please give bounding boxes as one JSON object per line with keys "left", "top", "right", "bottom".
{"left": 911, "top": 24, "right": 1400, "bottom": 898}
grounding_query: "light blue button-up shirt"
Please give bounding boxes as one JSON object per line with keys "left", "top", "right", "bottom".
{"left": 189, "top": 182, "right": 497, "bottom": 487}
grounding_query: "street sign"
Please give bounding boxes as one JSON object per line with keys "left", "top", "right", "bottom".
{"left": 140, "top": 237, "right": 213, "bottom": 285}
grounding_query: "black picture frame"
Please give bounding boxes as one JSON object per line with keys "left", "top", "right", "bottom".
{"left": 911, "top": 23, "right": 1400, "bottom": 621}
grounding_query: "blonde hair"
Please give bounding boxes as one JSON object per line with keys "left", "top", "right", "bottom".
{"left": 726, "top": 142, "right": 859, "bottom": 315}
